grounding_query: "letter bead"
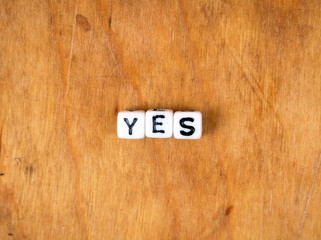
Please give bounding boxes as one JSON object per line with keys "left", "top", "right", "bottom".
{"left": 117, "top": 111, "right": 145, "bottom": 139}
{"left": 173, "top": 111, "right": 202, "bottom": 139}
{"left": 146, "top": 109, "right": 173, "bottom": 138}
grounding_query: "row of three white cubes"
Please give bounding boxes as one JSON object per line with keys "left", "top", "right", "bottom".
{"left": 117, "top": 109, "right": 202, "bottom": 139}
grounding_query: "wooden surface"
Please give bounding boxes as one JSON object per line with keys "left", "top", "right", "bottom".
{"left": 1, "top": 0, "right": 321, "bottom": 239}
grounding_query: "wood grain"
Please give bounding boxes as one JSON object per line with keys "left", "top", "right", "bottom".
{"left": 1, "top": 0, "right": 321, "bottom": 239}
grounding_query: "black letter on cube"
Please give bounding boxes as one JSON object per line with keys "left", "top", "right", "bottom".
{"left": 152, "top": 115, "right": 165, "bottom": 133}
{"left": 124, "top": 118, "right": 138, "bottom": 135}
{"left": 179, "top": 118, "right": 195, "bottom": 136}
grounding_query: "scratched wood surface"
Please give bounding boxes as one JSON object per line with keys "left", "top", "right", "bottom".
{"left": 1, "top": 0, "right": 321, "bottom": 239}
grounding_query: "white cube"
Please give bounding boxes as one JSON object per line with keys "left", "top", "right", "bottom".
{"left": 173, "top": 111, "right": 202, "bottom": 139}
{"left": 117, "top": 110, "right": 145, "bottom": 139}
{"left": 146, "top": 109, "right": 173, "bottom": 138}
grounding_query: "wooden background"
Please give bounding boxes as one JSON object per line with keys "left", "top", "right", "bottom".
{"left": 1, "top": 0, "right": 321, "bottom": 239}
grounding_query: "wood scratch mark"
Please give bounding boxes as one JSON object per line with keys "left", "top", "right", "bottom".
{"left": 0, "top": 125, "right": 2, "bottom": 155}
{"left": 177, "top": 0, "right": 199, "bottom": 85}
{"left": 296, "top": 153, "right": 321, "bottom": 240}
{"left": 104, "top": 35, "right": 145, "bottom": 105}
{"left": 105, "top": 36, "right": 122, "bottom": 77}
{"left": 63, "top": 2, "right": 89, "bottom": 240}
{"left": 108, "top": 7, "right": 113, "bottom": 29}
{"left": 0, "top": 186, "right": 27, "bottom": 239}
{"left": 224, "top": 40, "right": 285, "bottom": 130}
{"left": 66, "top": 4, "right": 77, "bottom": 96}
{"left": 149, "top": 142, "right": 181, "bottom": 239}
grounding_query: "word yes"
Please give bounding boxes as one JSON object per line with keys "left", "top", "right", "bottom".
{"left": 117, "top": 109, "right": 202, "bottom": 139}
